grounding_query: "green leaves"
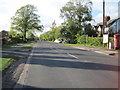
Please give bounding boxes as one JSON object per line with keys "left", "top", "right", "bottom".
{"left": 60, "top": 0, "right": 93, "bottom": 44}
{"left": 11, "top": 4, "right": 43, "bottom": 41}
{"left": 40, "top": 25, "right": 63, "bottom": 41}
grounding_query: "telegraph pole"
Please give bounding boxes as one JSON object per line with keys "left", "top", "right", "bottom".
{"left": 103, "top": 0, "right": 105, "bottom": 35}
{"left": 103, "top": 0, "right": 105, "bottom": 47}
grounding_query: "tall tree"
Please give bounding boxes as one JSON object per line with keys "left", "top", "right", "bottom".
{"left": 11, "top": 4, "right": 43, "bottom": 42}
{"left": 60, "top": 0, "right": 92, "bottom": 43}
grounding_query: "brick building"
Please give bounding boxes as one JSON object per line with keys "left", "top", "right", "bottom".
{"left": 0, "top": 30, "right": 9, "bottom": 39}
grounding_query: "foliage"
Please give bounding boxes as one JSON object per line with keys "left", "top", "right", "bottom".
{"left": 77, "top": 36, "right": 102, "bottom": 46}
{"left": 109, "top": 37, "right": 114, "bottom": 43}
{"left": 40, "top": 24, "right": 63, "bottom": 41}
{"left": 84, "top": 23, "right": 98, "bottom": 37}
{"left": 11, "top": 4, "right": 43, "bottom": 42}
{"left": 0, "top": 56, "right": 17, "bottom": 71}
{"left": 77, "top": 36, "right": 114, "bottom": 47}
{"left": 60, "top": 0, "right": 93, "bottom": 43}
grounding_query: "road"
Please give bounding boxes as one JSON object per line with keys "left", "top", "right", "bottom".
{"left": 16, "top": 41, "right": 118, "bottom": 88}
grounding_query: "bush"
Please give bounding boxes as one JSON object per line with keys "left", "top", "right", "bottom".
{"left": 9, "top": 36, "right": 23, "bottom": 44}
{"left": 77, "top": 36, "right": 114, "bottom": 47}
{"left": 109, "top": 37, "right": 114, "bottom": 43}
{"left": 86, "top": 37, "right": 102, "bottom": 46}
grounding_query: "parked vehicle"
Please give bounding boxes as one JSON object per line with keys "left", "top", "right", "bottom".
{"left": 54, "top": 39, "right": 62, "bottom": 43}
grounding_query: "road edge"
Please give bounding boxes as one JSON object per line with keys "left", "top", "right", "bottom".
{"left": 73, "top": 46, "right": 118, "bottom": 56}
{"left": 14, "top": 43, "right": 36, "bottom": 88}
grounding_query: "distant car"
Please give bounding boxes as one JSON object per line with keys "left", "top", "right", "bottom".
{"left": 54, "top": 40, "right": 62, "bottom": 43}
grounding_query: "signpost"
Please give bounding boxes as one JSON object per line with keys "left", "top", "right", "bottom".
{"left": 103, "top": 34, "right": 108, "bottom": 43}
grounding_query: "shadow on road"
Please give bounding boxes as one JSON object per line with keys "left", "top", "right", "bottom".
{"left": 30, "top": 55, "right": 118, "bottom": 72}
{"left": 36, "top": 47, "right": 88, "bottom": 51}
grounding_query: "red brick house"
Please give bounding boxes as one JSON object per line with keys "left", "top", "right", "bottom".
{"left": 0, "top": 30, "right": 9, "bottom": 39}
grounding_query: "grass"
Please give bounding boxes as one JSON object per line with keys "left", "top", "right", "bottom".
{"left": 0, "top": 55, "right": 19, "bottom": 71}
{"left": 47, "top": 40, "right": 107, "bottom": 49}
{"left": 2, "top": 41, "right": 36, "bottom": 50}
{"left": 15, "top": 42, "right": 35, "bottom": 51}
{"left": 47, "top": 41, "right": 118, "bottom": 50}
{"left": 60, "top": 43, "right": 109, "bottom": 50}
{"left": 2, "top": 43, "right": 24, "bottom": 50}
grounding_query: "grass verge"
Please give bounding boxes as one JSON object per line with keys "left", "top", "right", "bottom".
{"left": 0, "top": 55, "right": 19, "bottom": 71}
{"left": 61, "top": 43, "right": 108, "bottom": 50}
{"left": 2, "top": 43, "right": 24, "bottom": 50}
{"left": 15, "top": 42, "right": 36, "bottom": 51}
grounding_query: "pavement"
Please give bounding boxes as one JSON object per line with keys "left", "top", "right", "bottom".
{"left": 15, "top": 41, "right": 118, "bottom": 88}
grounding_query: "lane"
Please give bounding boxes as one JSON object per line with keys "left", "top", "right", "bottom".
{"left": 21, "top": 41, "right": 118, "bottom": 88}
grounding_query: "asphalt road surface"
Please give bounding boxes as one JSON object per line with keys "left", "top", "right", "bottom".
{"left": 17, "top": 41, "right": 118, "bottom": 88}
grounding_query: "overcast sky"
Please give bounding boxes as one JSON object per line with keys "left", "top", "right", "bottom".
{"left": 0, "top": 0, "right": 119, "bottom": 35}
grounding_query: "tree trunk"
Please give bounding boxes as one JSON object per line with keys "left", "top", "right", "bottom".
{"left": 23, "top": 30, "right": 27, "bottom": 42}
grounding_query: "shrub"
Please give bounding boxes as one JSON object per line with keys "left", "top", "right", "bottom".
{"left": 77, "top": 36, "right": 114, "bottom": 47}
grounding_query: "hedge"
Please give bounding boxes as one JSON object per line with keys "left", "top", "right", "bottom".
{"left": 77, "top": 36, "right": 114, "bottom": 47}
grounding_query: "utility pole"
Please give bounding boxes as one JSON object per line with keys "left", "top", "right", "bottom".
{"left": 103, "top": 0, "right": 105, "bottom": 35}
{"left": 103, "top": 0, "right": 105, "bottom": 47}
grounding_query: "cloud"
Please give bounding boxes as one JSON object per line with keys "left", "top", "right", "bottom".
{"left": 91, "top": 0, "right": 119, "bottom": 24}
{"left": 0, "top": 0, "right": 119, "bottom": 34}
{"left": 0, "top": 0, "right": 70, "bottom": 32}
{"left": 94, "top": 13, "right": 103, "bottom": 24}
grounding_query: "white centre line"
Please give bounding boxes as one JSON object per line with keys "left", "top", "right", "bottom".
{"left": 67, "top": 53, "right": 79, "bottom": 59}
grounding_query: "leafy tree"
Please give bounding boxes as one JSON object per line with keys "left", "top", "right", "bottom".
{"left": 8, "top": 30, "right": 18, "bottom": 37}
{"left": 85, "top": 23, "right": 97, "bottom": 37}
{"left": 40, "top": 25, "right": 63, "bottom": 41}
{"left": 60, "top": 0, "right": 92, "bottom": 43}
{"left": 54, "top": 26, "right": 63, "bottom": 39}
{"left": 11, "top": 4, "right": 43, "bottom": 42}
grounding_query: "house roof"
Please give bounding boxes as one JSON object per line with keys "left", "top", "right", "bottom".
{"left": 96, "top": 17, "right": 120, "bottom": 27}
{"left": 107, "top": 18, "right": 118, "bottom": 27}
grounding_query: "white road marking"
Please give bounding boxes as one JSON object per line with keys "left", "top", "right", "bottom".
{"left": 14, "top": 43, "right": 36, "bottom": 88}
{"left": 67, "top": 53, "right": 79, "bottom": 59}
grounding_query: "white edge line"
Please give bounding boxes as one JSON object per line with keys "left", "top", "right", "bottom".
{"left": 14, "top": 44, "right": 36, "bottom": 88}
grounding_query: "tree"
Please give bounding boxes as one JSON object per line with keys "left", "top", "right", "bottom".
{"left": 8, "top": 30, "right": 18, "bottom": 37}
{"left": 60, "top": 0, "right": 93, "bottom": 43}
{"left": 11, "top": 4, "right": 43, "bottom": 42}
{"left": 40, "top": 25, "right": 63, "bottom": 41}
{"left": 54, "top": 26, "right": 63, "bottom": 39}
{"left": 85, "top": 23, "right": 97, "bottom": 37}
